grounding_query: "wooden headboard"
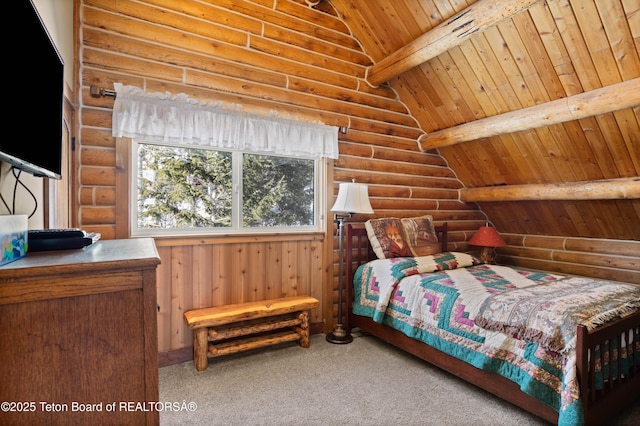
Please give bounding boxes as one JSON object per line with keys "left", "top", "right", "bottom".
{"left": 344, "top": 222, "right": 448, "bottom": 291}
{"left": 343, "top": 223, "right": 448, "bottom": 329}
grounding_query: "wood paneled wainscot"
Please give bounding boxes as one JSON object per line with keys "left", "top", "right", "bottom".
{"left": 0, "top": 239, "right": 161, "bottom": 426}
{"left": 154, "top": 234, "right": 325, "bottom": 366}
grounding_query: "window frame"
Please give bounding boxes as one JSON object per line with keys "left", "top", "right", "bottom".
{"left": 128, "top": 139, "right": 328, "bottom": 237}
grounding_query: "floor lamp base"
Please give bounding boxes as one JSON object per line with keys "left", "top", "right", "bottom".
{"left": 326, "top": 325, "right": 353, "bottom": 344}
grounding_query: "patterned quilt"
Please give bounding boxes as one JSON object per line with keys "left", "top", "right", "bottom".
{"left": 475, "top": 277, "right": 640, "bottom": 354}
{"left": 352, "top": 254, "right": 640, "bottom": 426}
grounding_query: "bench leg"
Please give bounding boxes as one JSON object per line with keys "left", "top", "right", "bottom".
{"left": 193, "top": 327, "right": 209, "bottom": 372}
{"left": 297, "top": 310, "right": 310, "bottom": 348}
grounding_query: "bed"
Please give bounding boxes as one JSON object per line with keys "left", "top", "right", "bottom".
{"left": 344, "top": 221, "right": 640, "bottom": 426}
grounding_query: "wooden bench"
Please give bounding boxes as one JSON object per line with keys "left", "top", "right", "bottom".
{"left": 183, "top": 295, "right": 319, "bottom": 371}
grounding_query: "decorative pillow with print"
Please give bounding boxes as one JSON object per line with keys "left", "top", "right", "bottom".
{"left": 365, "top": 218, "right": 413, "bottom": 259}
{"left": 401, "top": 215, "right": 441, "bottom": 257}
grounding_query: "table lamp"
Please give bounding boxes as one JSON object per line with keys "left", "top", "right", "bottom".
{"left": 468, "top": 224, "right": 506, "bottom": 264}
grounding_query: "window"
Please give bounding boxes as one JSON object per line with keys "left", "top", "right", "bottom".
{"left": 112, "top": 85, "right": 337, "bottom": 237}
{"left": 131, "top": 141, "right": 323, "bottom": 236}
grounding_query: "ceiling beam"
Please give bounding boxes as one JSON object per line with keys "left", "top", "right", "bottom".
{"left": 460, "top": 177, "right": 640, "bottom": 202}
{"left": 365, "top": 0, "right": 540, "bottom": 87}
{"left": 420, "top": 78, "right": 640, "bottom": 150}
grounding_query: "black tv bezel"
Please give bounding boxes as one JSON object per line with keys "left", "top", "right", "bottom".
{"left": 0, "top": 0, "right": 64, "bottom": 180}
{"left": 0, "top": 149, "right": 61, "bottom": 180}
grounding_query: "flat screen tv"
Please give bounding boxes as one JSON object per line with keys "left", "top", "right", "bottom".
{"left": 0, "top": 1, "right": 64, "bottom": 180}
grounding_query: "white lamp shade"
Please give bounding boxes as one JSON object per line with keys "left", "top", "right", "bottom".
{"left": 331, "top": 182, "right": 374, "bottom": 214}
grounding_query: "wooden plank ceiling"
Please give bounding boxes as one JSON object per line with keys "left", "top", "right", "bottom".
{"left": 328, "top": 0, "right": 640, "bottom": 240}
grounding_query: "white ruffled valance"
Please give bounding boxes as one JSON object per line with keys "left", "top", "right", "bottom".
{"left": 111, "top": 83, "right": 339, "bottom": 159}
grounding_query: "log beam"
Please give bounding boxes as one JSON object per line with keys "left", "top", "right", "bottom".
{"left": 460, "top": 177, "right": 640, "bottom": 202}
{"left": 420, "top": 78, "right": 640, "bottom": 150}
{"left": 365, "top": 0, "right": 540, "bottom": 87}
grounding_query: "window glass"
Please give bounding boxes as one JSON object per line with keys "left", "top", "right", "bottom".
{"left": 242, "top": 154, "right": 314, "bottom": 227}
{"left": 132, "top": 141, "right": 321, "bottom": 235}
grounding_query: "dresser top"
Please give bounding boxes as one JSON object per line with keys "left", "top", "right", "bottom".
{"left": 0, "top": 238, "right": 160, "bottom": 280}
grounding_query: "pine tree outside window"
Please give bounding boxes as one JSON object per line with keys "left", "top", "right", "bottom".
{"left": 131, "top": 141, "right": 321, "bottom": 236}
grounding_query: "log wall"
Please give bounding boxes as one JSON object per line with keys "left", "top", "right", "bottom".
{"left": 499, "top": 234, "right": 640, "bottom": 284}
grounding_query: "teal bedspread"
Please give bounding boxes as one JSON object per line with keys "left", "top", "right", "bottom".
{"left": 352, "top": 253, "right": 640, "bottom": 426}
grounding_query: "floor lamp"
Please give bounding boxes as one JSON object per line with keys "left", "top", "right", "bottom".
{"left": 326, "top": 181, "right": 374, "bottom": 344}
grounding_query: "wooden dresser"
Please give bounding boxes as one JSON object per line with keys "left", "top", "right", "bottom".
{"left": 0, "top": 238, "right": 161, "bottom": 426}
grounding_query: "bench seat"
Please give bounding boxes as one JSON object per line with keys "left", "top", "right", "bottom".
{"left": 184, "top": 296, "right": 319, "bottom": 371}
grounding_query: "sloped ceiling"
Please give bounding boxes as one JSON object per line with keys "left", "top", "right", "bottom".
{"left": 329, "top": 0, "right": 640, "bottom": 240}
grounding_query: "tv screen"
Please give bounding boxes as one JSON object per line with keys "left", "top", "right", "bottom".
{"left": 0, "top": 1, "right": 64, "bottom": 179}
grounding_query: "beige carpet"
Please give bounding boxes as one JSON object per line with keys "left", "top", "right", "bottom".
{"left": 159, "top": 331, "right": 640, "bottom": 425}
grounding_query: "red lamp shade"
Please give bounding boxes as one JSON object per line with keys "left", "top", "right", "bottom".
{"left": 468, "top": 226, "right": 506, "bottom": 248}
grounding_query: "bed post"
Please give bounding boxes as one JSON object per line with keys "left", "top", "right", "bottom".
{"left": 345, "top": 224, "right": 370, "bottom": 335}
{"left": 344, "top": 224, "right": 356, "bottom": 335}
{"left": 436, "top": 222, "right": 448, "bottom": 252}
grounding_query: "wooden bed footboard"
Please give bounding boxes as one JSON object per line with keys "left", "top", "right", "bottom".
{"left": 343, "top": 223, "right": 640, "bottom": 425}
{"left": 576, "top": 310, "right": 640, "bottom": 425}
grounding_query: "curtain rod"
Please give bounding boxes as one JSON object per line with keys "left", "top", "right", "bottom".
{"left": 97, "top": 83, "right": 348, "bottom": 133}
{"left": 89, "top": 85, "right": 116, "bottom": 98}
